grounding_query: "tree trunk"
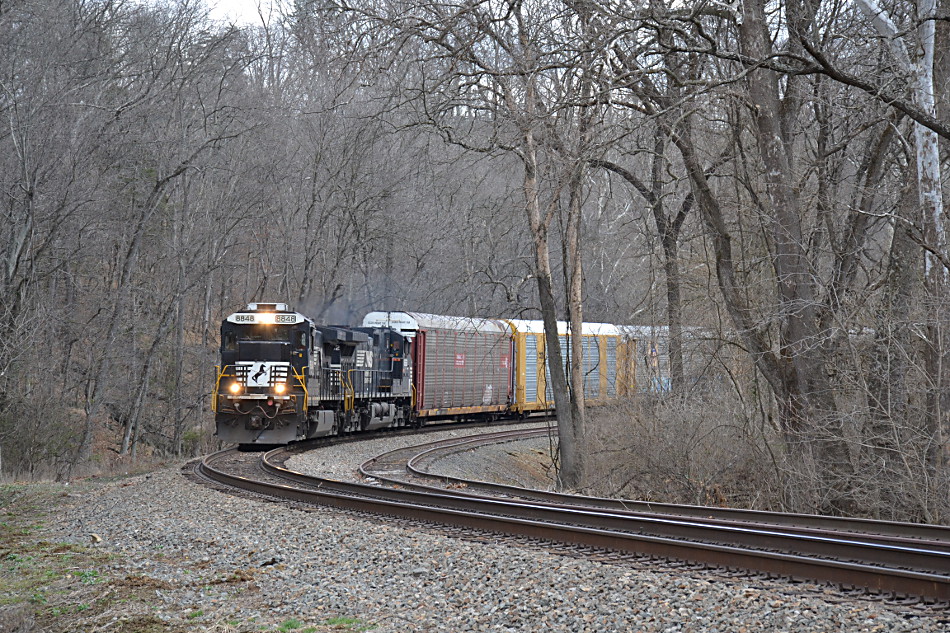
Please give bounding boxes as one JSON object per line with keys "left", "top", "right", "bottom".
{"left": 739, "top": 0, "right": 853, "bottom": 509}
{"left": 588, "top": 153, "right": 689, "bottom": 391}
{"left": 521, "top": 125, "right": 581, "bottom": 490}
{"left": 565, "top": 160, "right": 587, "bottom": 489}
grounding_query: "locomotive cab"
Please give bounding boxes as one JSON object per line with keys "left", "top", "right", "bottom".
{"left": 213, "top": 303, "right": 313, "bottom": 444}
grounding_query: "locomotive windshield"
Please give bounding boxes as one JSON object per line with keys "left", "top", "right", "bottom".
{"left": 222, "top": 324, "right": 305, "bottom": 349}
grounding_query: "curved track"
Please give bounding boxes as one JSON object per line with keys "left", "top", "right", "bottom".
{"left": 365, "top": 427, "right": 950, "bottom": 545}
{"left": 193, "top": 426, "right": 950, "bottom": 605}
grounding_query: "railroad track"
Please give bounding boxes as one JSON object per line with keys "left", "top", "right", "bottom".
{"left": 192, "top": 425, "right": 950, "bottom": 607}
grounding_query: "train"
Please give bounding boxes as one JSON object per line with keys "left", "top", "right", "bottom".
{"left": 211, "top": 302, "right": 646, "bottom": 445}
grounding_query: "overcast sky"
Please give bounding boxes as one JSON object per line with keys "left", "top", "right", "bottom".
{"left": 206, "top": 0, "right": 283, "bottom": 24}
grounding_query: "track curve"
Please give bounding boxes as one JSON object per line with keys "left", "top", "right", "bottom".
{"left": 194, "top": 427, "right": 950, "bottom": 605}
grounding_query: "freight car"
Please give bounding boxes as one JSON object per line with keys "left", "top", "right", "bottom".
{"left": 360, "top": 312, "right": 640, "bottom": 418}
{"left": 502, "top": 319, "right": 639, "bottom": 413}
{"left": 360, "top": 312, "right": 513, "bottom": 421}
{"left": 213, "top": 305, "right": 640, "bottom": 445}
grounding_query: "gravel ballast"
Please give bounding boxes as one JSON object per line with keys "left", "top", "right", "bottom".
{"left": 42, "top": 429, "right": 948, "bottom": 632}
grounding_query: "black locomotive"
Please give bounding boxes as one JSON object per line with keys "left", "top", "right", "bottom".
{"left": 213, "top": 303, "right": 414, "bottom": 444}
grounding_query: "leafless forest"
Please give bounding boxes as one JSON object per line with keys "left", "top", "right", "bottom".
{"left": 1, "top": 0, "right": 947, "bottom": 522}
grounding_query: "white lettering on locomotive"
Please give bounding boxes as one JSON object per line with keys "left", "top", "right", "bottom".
{"left": 226, "top": 312, "right": 304, "bottom": 325}
{"left": 355, "top": 350, "right": 374, "bottom": 368}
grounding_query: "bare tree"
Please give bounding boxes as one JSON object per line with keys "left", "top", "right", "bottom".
{"left": 327, "top": 0, "right": 603, "bottom": 488}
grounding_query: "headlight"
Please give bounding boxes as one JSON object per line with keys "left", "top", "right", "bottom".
{"left": 229, "top": 382, "right": 242, "bottom": 394}
{"left": 274, "top": 383, "right": 286, "bottom": 394}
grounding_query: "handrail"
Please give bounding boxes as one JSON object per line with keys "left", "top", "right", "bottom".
{"left": 344, "top": 370, "right": 355, "bottom": 412}
{"left": 211, "top": 365, "right": 234, "bottom": 413}
{"left": 291, "top": 365, "right": 308, "bottom": 410}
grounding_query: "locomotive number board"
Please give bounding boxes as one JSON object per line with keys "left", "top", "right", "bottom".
{"left": 227, "top": 312, "right": 304, "bottom": 325}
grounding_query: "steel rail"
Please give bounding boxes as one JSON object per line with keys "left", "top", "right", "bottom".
{"left": 197, "top": 447, "right": 950, "bottom": 601}
{"left": 316, "top": 453, "right": 950, "bottom": 575}
{"left": 388, "top": 426, "right": 950, "bottom": 544}
{"left": 361, "top": 431, "right": 950, "bottom": 560}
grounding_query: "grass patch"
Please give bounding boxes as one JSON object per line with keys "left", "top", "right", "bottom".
{"left": 322, "top": 616, "right": 376, "bottom": 631}
{"left": 0, "top": 484, "right": 173, "bottom": 633}
{"left": 275, "top": 621, "right": 318, "bottom": 633}
{"left": 0, "top": 483, "right": 378, "bottom": 633}
{"left": 78, "top": 569, "right": 101, "bottom": 584}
